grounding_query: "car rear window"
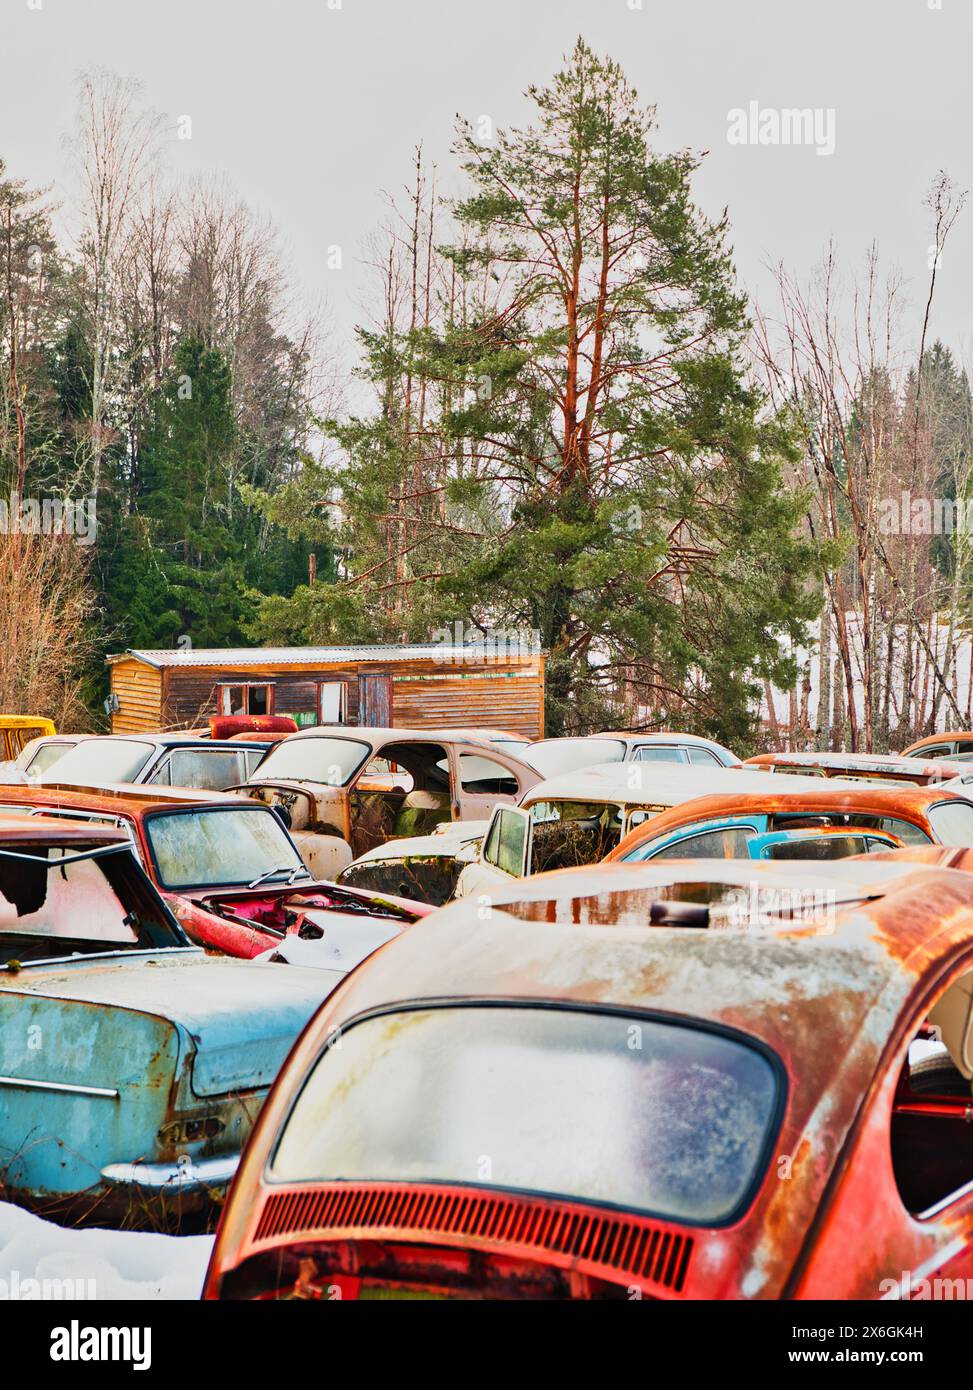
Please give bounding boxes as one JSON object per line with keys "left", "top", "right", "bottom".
{"left": 928, "top": 799, "right": 973, "bottom": 847}
{"left": 271, "top": 1006, "right": 781, "bottom": 1226}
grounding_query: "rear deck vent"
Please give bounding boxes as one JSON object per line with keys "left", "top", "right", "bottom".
{"left": 252, "top": 1182, "right": 694, "bottom": 1293}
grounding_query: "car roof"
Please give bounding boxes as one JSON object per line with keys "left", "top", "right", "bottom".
{"left": 0, "top": 784, "right": 244, "bottom": 817}
{"left": 67, "top": 732, "right": 254, "bottom": 750}
{"left": 610, "top": 781, "right": 972, "bottom": 857}
{"left": 906, "top": 732, "right": 973, "bottom": 750}
{"left": 0, "top": 813, "right": 129, "bottom": 844}
{"left": 521, "top": 760, "right": 863, "bottom": 807}
{"left": 746, "top": 750, "right": 968, "bottom": 778}
{"left": 313, "top": 857, "right": 973, "bottom": 1083}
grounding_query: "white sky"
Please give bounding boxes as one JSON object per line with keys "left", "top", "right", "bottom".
{"left": 3, "top": 0, "right": 971, "bottom": 370}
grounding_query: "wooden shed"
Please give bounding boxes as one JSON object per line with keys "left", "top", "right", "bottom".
{"left": 106, "top": 644, "right": 546, "bottom": 738}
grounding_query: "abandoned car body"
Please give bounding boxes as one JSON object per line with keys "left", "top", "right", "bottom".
{"left": 337, "top": 820, "right": 489, "bottom": 907}
{"left": 455, "top": 763, "right": 860, "bottom": 899}
{"left": 39, "top": 732, "right": 272, "bottom": 793}
{"left": 608, "top": 783, "right": 973, "bottom": 864}
{"left": 205, "top": 857, "right": 973, "bottom": 1299}
{"left": 241, "top": 727, "right": 539, "bottom": 877}
{"left": 0, "top": 816, "right": 343, "bottom": 1227}
{"left": 0, "top": 785, "right": 430, "bottom": 960}
{"left": 523, "top": 730, "right": 741, "bottom": 779}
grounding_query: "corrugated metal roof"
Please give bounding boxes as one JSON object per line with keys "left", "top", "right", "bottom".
{"left": 109, "top": 644, "right": 543, "bottom": 669}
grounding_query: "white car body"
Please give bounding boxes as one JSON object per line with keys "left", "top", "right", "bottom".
{"left": 455, "top": 761, "right": 866, "bottom": 899}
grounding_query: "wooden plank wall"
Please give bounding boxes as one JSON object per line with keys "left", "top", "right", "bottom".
{"left": 110, "top": 659, "right": 163, "bottom": 733}
{"left": 392, "top": 666, "right": 544, "bottom": 738}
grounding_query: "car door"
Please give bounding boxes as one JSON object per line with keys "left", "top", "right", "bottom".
{"left": 449, "top": 742, "right": 540, "bottom": 821}
{"left": 454, "top": 804, "right": 532, "bottom": 899}
{"left": 795, "top": 949, "right": 973, "bottom": 1298}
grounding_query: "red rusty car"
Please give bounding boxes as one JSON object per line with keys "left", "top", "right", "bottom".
{"left": 206, "top": 857, "right": 973, "bottom": 1300}
{"left": 0, "top": 784, "right": 431, "bottom": 961}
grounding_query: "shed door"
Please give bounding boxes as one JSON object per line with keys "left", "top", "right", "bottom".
{"left": 358, "top": 672, "right": 393, "bottom": 727}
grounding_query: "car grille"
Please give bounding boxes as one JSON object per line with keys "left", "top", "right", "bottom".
{"left": 251, "top": 1181, "right": 694, "bottom": 1293}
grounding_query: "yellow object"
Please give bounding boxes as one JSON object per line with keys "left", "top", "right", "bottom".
{"left": 0, "top": 714, "right": 57, "bottom": 761}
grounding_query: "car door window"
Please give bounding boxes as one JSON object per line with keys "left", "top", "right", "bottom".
{"left": 147, "top": 748, "right": 247, "bottom": 790}
{"left": 634, "top": 746, "right": 690, "bottom": 764}
{"left": 686, "top": 746, "right": 721, "bottom": 766}
{"left": 458, "top": 754, "right": 519, "bottom": 797}
{"left": 648, "top": 827, "right": 754, "bottom": 861}
{"left": 891, "top": 963, "right": 973, "bottom": 1217}
{"left": 482, "top": 808, "right": 529, "bottom": 877}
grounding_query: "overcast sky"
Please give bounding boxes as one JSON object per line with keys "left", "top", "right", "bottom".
{"left": 3, "top": 0, "right": 971, "bottom": 372}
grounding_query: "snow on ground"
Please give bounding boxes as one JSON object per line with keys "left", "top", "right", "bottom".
{"left": 0, "top": 1200, "right": 212, "bottom": 1300}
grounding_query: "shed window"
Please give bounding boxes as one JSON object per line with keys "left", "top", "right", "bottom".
{"left": 218, "top": 683, "right": 275, "bottom": 717}
{"left": 318, "top": 681, "right": 348, "bottom": 724}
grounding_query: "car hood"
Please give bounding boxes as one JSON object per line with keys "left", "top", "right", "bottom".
{"left": 6, "top": 949, "right": 342, "bottom": 1097}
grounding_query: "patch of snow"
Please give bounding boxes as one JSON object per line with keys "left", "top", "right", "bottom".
{"left": 0, "top": 1200, "right": 212, "bottom": 1300}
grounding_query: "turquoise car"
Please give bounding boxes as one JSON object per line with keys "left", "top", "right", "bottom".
{"left": 0, "top": 815, "right": 342, "bottom": 1229}
{"left": 616, "top": 820, "right": 902, "bottom": 863}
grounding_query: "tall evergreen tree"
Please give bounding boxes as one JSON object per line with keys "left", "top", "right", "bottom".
{"left": 258, "top": 40, "right": 821, "bottom": 746}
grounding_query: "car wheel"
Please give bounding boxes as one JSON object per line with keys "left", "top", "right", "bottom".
{"left": 910, "top": 1051, "right": 971, "bottom": 1096}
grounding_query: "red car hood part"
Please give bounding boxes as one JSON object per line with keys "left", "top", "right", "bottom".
{"left": 167, "top": 881, "right": 431, "bottom": 960}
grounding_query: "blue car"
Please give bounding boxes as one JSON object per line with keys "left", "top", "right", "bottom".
{"left": 616, "top": 819, "right": 902, "bottom": 863}
{"left": 0, "top": 815, "right": 343, "bottom": 1229}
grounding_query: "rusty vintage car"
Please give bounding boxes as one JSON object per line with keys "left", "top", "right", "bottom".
{"left": 239, "top": 727, "right": 540, "bottom": 878}
{"left": 205, "top": 857, "right": 973, "bottom": 1299}
{"left": 0, "top": 784, "right": 431, "bottom": 961}
{"left": 607, "top": 781, "right": 973, "bottom": 865}
{"left": 744, "top": 750, "right": 969, "bottom": 784}
{"left": 903, "top": 732, "right": 973, "bottom": 761}
{"left": 0, "top": 815, "right": 344, "bottom": 1228}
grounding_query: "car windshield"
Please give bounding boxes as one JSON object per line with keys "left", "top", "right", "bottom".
{"left": 145, "top": 806, "right": 309, "bottom": 889}
{"left": 272, "top": 1007, "right": 780, "bottom": 1226}
{"left": 18, "top": 741, "right": 77, "bottom": 775}
{"left": 250, "top": 736, "right": 371, "bottom": 786}
{"left": 338, "top": 854, "right": 462, "bottom": 907}
{"left": 42, "top": 738, "right": 155, "bottom": 786}
{"left": 928, "top": 799, "right": 973, "bottom": 847}
{"left": 524, "top": 738, "right": 627, "bottom": 778}
{"left": 526, "top": 798, "right": 636, "bottom": 871}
